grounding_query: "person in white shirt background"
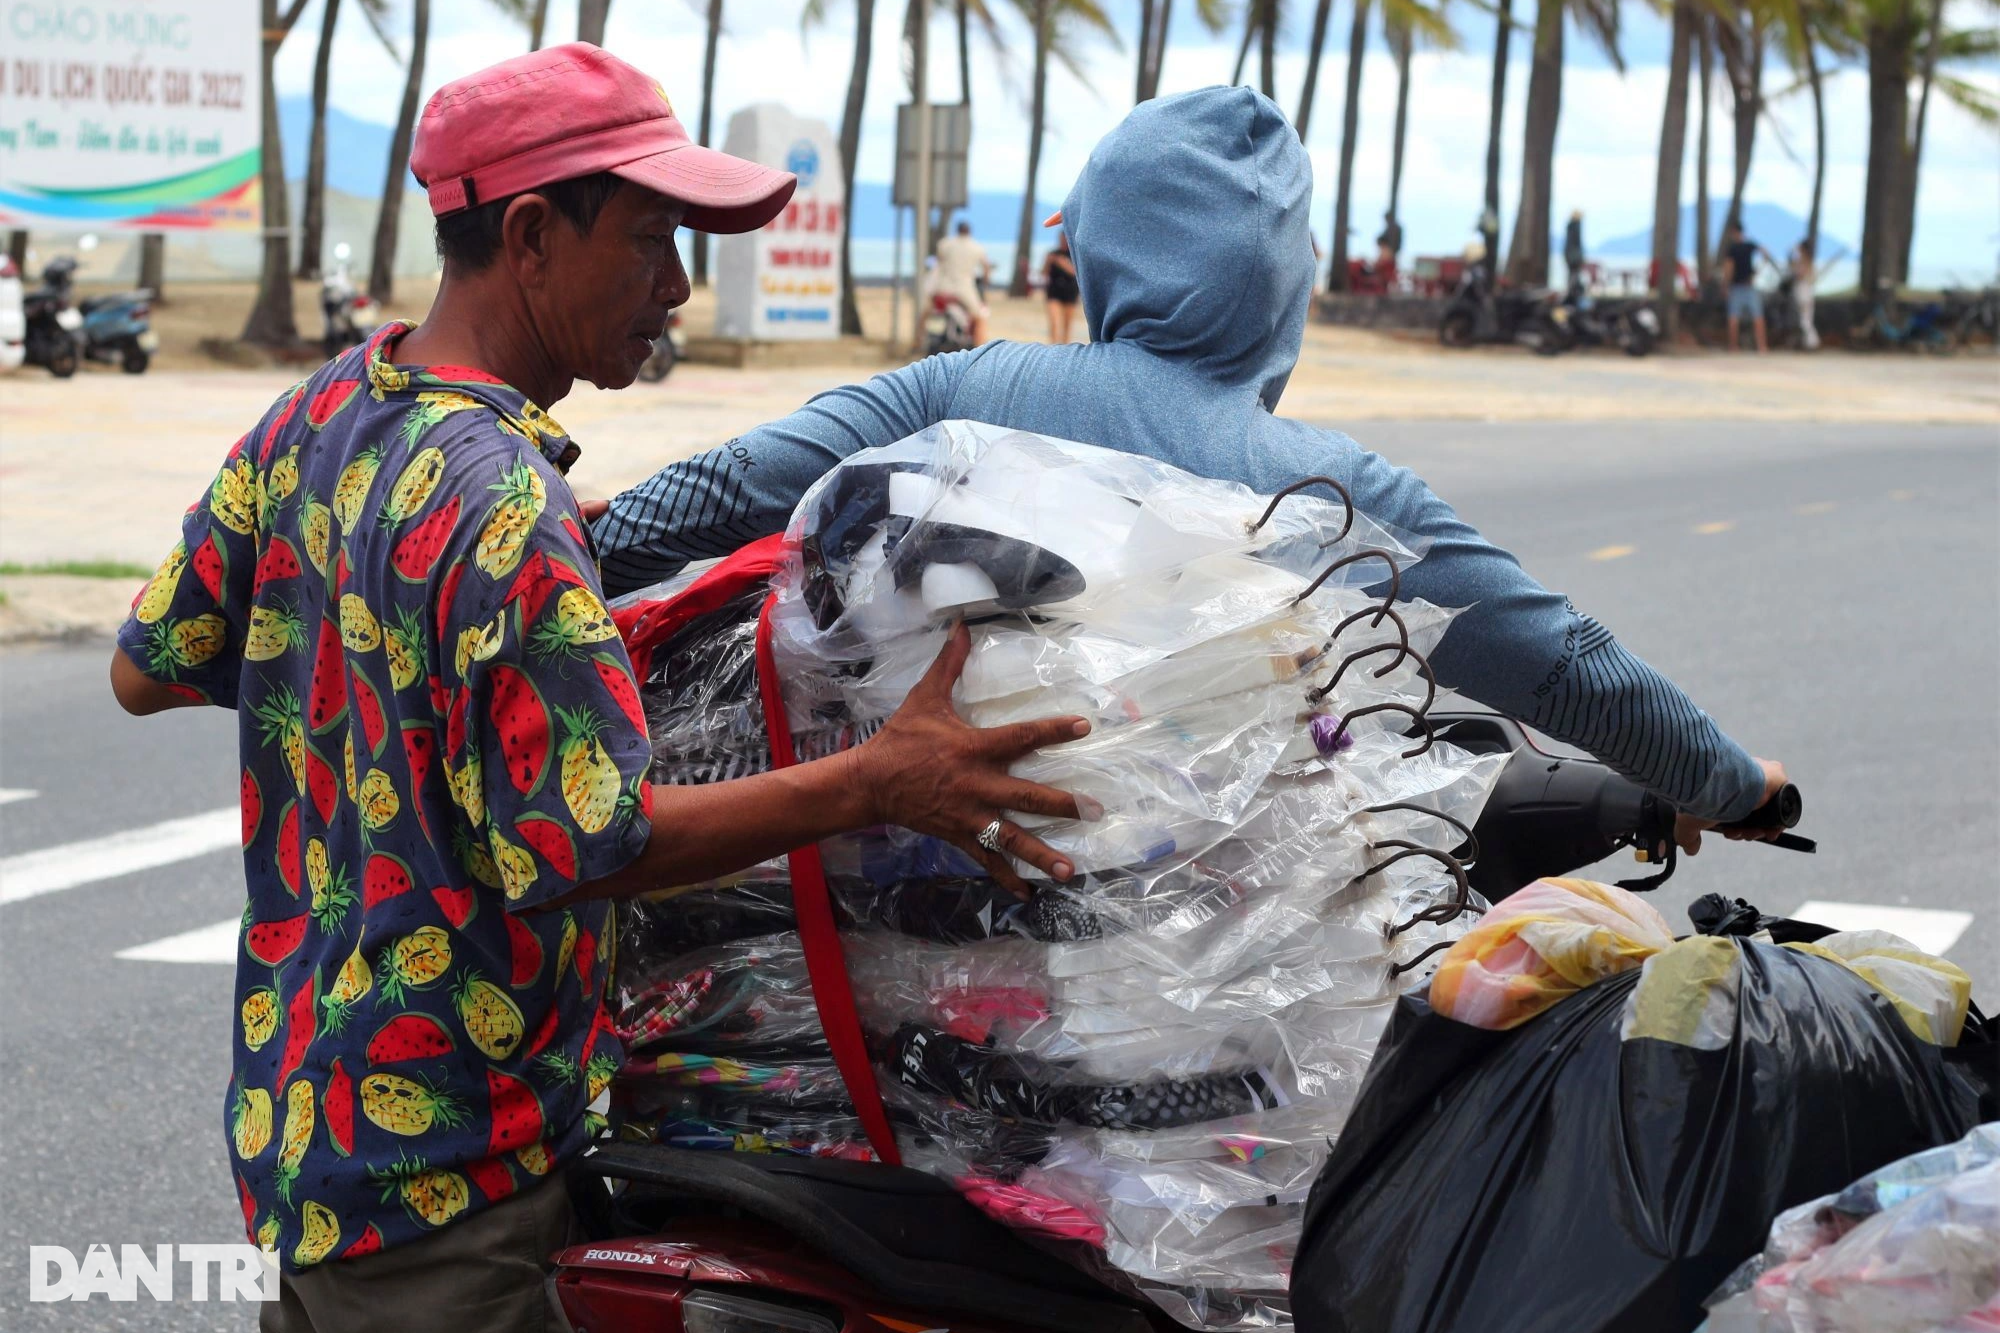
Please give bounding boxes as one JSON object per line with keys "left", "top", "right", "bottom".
{"left": 934, "top": 220, "right": 994, "bottom": 345}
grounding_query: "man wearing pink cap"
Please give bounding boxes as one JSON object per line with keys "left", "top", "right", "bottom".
{"left": 108, "top": 44, "right": 1088, "bottom": 1331}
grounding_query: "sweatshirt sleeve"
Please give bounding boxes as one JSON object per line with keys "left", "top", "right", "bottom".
{"left": 593, "top": 351, "right": 972, "bottom": 597}
{"left": 1340, "top": 445, "right": 1767, "bottom": 823}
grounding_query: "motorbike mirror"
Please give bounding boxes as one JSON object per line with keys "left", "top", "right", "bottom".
{"left": 78, "top": 234, "right": 99, "bottom": 252}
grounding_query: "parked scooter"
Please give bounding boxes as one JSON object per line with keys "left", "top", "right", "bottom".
{"left": 1438, "top": 254, "right": 1566, "bottom": 354}
{"left": 320, "top": 243, "right": 381, "bottom": 358}
{"left": 1543, "top": 290, "right": 1660, "bottom": 357}
{"left": 548, "top": 713, "right": 1809, "bottom": 1333}
{"left": 22, "top": 261, "right": 83, "bottom": 379}
{"left": 637, "top": 311, "right": 687, "bottom": 383}
{"left": 38, "top": 254, "right": 157, "bottom": 373}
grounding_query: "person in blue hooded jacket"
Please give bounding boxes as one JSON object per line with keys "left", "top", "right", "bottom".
{"left": 593, "top": 86, "right": 1787, "bottom": 844}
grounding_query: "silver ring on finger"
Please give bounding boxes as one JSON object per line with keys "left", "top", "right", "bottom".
{"left": 977, "top": 819, "right": 1005, "bottom": 854}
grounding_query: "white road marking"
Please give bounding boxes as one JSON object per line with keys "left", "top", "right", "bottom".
{"left": 0, "top": 788, "right": 37, "bottom": 807}
{"left": 1791, "top": 900, "right": 1974, "bottom": 956}
{"left": 0, "top": 807, "right": 239, "bottom": 906}
{"left": 116, "top": 916, "right": 239, "bottom": 965}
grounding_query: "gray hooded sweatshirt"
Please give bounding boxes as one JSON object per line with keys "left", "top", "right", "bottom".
{"left": 595, "top": 86, "right": 1764, "bottom": 821}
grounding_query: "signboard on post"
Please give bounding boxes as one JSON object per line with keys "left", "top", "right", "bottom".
{"left": 0, "top": 0, "right": 263, "bottom": 232}
{"left": 714, "top": 104, "right": 843, "bottom": 341}
{"left": 893, "top": 103, "right": 970, "bottom": 211}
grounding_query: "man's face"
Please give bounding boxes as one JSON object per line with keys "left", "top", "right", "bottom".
{"left": 540, "top": 184, "right": 690, "bottom": 391}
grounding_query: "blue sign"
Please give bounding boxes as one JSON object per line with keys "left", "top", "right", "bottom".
{"left": 785, "top": 140, "right": 820, "bottom": 190}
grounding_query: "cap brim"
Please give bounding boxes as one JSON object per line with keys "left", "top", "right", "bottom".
{"left": 613, "top": 144, "right": 797, "bottom": 234}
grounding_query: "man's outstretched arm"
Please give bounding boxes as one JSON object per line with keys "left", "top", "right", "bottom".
{"left": 1338, "top": 444, "right": 1771, "bottom": 824}
{"left": 593, "top": 353, "right": 968, "bottom": 596}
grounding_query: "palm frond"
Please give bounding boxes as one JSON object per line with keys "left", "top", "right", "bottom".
{"left": 1193, "top": 0, "right": 1236, "bottom": 33}
{"left": 800, "top": 0, "right": 836, "bottom": 38}
{"left": 1568, "top": 0, "right": 1624, "bottom": 70}
{"left": 1935, "top": 72, "right": 2000, "bottom": 126}
{"left": 356, "top": 0, "right": 404, "bottom": 63}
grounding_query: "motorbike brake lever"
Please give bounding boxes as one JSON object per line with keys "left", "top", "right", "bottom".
{"left": 1764, "top": 832, "right": 1817, "bottom": 854}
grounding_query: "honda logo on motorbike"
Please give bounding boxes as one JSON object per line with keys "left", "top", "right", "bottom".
{"left": 28, "top": 1244, "right": 279, "bottom": 1302}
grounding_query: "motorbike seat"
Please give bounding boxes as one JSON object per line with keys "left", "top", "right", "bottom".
{"left": 572, "top": 1142, "right": 1158, "bottom": 1333}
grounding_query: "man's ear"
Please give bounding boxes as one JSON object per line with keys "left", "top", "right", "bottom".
{"left": 501, "top": 193, "right": 559, "bottom": 289}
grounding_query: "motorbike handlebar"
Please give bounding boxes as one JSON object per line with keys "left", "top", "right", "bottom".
{"left": 1715, "top": 783, "right": 1803, "bottom": 833}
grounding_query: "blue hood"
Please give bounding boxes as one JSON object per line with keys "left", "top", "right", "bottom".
{"left": 1062, "top": 86, "right": 1318, "bottom": 411}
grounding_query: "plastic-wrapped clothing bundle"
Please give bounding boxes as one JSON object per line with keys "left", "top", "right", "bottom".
{"left": 1700, "top": 1122, "right": 2000, "bottom": 1333}
{"left": 611, "top": 422, "right": 1504, "bottom": 1329}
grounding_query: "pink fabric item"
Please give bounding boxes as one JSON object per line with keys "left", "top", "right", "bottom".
{"left": 956, "top": 1176, "right": 1107, "bottom": 1247}
{"left": 410, "top": 43, "right": 794, "bottom": 233}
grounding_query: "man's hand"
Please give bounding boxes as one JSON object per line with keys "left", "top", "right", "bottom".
{"left": 846, "top": 623, "right": 1091, "bottom": 899}
{"left": 1674, "top": 758, "right": 1790, "bottom": 857}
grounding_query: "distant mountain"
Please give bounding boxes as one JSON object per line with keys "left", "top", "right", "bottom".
{"left": 1592, "top": 201, "right": 1851, "bottom": 260}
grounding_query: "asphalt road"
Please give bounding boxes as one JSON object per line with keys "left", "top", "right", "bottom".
{"left": 1, "top": 418, "right": 1994, "bottom": 1329}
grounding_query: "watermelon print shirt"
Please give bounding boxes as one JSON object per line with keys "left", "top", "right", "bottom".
{"left": 116, "top": 323, "right": 654, "bottom": 1272}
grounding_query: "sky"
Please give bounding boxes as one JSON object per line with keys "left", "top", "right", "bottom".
{"left": 279, "top": 0, "right": 2000, "bottom": 284}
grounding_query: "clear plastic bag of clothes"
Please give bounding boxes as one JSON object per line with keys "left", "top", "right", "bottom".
{"left": 611, "top": 422, "right": 1499, "bottom": 1330}
{"left": 1701, "top": 1122, "right": 2000, "bottom": 1333}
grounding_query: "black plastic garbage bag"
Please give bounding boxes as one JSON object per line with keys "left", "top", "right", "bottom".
{"left": 1291, "top": 937, "right": 1982, "bottom": 1333}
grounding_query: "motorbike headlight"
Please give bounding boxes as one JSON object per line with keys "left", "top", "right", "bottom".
{"left": 680, "top": 1289, "right": 839, "bottom": 1333}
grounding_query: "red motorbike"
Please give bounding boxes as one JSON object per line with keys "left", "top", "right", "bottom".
{"left": 546, "top": 712, "right": 1809, "bottom": 1333}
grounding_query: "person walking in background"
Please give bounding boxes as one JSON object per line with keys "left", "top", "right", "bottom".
{"left": 1563, "top": 209, "right": 1587, "bottom": 298}
{"left": 933, "top": 220, "right": 993, "bottom": 346}
{"left": 1724, "top": 220, "right": 1776, "bottom": 353}
{"left": 1789, "top": 238, "right": 1824, "bottom": 351}
{"left": 1043, "top": 231, "right": 1081, "bottom": 343}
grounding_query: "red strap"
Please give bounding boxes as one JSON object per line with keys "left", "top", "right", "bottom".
{"left": 753, "top": 592, "right": 903, "bottom": 1166}
{"left": 611, "top": 534, "right": 788, "bottom": 682}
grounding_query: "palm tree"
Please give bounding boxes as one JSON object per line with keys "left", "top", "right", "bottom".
{"left": 579, "top": 0, "right": 613, "bottom": 42}
{"left": 1503, "top": 0, "right": 1620, "bottom": 285}
{"left": 1762, "top": 0, "right": 1837, "bottom": 256}
{"left": 1326, "top": 0, "right": 1374, "bottom": 289}
{"left": 691, "top": 0, "right": 727, "bottom": 287}
{"left": 1382, "top": 3, "right": 1457, "bottom": 263}
{"left": 1711, "top": 2, "right": 1764, "bottom": 237}
{"left": 1695, "top": 11, "right": 1712, "bottom": 285}
{"left": 1008, "top": 0, "right": 1120, "bottom": 295}
{"left": 1480, "top": 0, "right": 1514, "bottom": 264}
{"left": 1296, "top": 0, "right": 1336, "bottom": 136}
{"left": 241, "top": 0, "right": 315, "bottom": 347}
{"left": 484, "top": 0, "right": 551, "bottom": 49}
{"left": 1895, "top": 8, "right": 1997, "bottom": 275}
{"left": 802, "top": 0, "right": 878, "bottom": 334}
{"left": 1140, "top": 0, "right": 1228, "bottom": 101}
{"left": 1651, "top": 0, "right": 1696, "bottom": 336}
{"left": 1231, "top": 0, "right": 1281, "bottom": 93}
{"left": 369, "top": 0, "right": 430, "bottom": 303}
{"left": 299, "top": 0, "right": 398, "bottom": 282}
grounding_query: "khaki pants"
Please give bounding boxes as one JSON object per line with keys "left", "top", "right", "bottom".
{"left": 259, "top": 1178, "right": 581, "bottom": 1333}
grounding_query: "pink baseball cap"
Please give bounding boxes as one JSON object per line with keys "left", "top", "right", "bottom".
{"left": 411, "top": 43, "right": 796, "bottom": 234}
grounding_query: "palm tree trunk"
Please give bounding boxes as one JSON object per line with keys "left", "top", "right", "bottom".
{"left": 1898, "top": 0, "right": 1943, "bottom": 279}
{"left": 1859, "top": 12, "right": 1913, "bottom": 295}
{"left": 296, "top": 0, "right": 341, "bottom": 281}
{"left": 1259, "top": 0, "right": 1278, "bottom": 99}
{"left": 692, "top": 0, "right": 725, "bottom": 287}
{"left": 1803, "top": 36, "right": 1823, "bottom": 253}
{"left": 369, "top": 0, "right": 429, "bottom": 304}
{"left": 1011, "top": 0, "right": 1051, "bottom": 297}
{"left": 958, "top": 0, "right": 972, "bottom": 102}
{"left": 1142, "top": 0, "right": 1173, "bottom": 99}
{"left": 241, "top": 0, "right": 309, "bottom": 347}
{"left": 1232, "top": 3, "right": 1256, "bottom": 84}
{"left": 1296, "top": 0, "right": 1336, "bottom": 141}
{"left": 1137, "top": 0, "right": 1156, "bottom": 101}
{"left": 139, "top": 234, "right": 166, "bottom": 297}
{"left": 1696, "top": 15, "right": 1712, "bottom": 287}
{"left": 1503, "top": 0, "right": 1562, "bottom": 286}
{"left": 1327, "top": 0, "right": 1372, "bottom": 290}
{"left": 528, "top": 0, "right": 548, "bottom": 47}
{"left": 6, "top": 231, "right": 27, "bottom": 270}
{"left": 578, "top": 0, "right": 611, "bottom": 43}
{"left": 1387, "top": 20, "right": 1413, "bottom": 225}
{"left": 837, "top": 0, "right": 877, "bottom": 335}
{"left": 1481, "top": 0, "right": 1511, "bottom": 261}
{"left": 1652, "top": 0, "right": 1694, "bottom": 337}
{"left": 1720, "top": 16, "right": 1760, "bottom": 237}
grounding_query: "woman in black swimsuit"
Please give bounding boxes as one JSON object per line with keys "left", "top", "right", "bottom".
{"left": 1042, "top": 232, "right": 1081, "bottom": 343}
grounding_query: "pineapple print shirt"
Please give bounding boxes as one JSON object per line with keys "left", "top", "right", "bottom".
{"left": 117, "top": 324, "right": 653, "bottom": 1271}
